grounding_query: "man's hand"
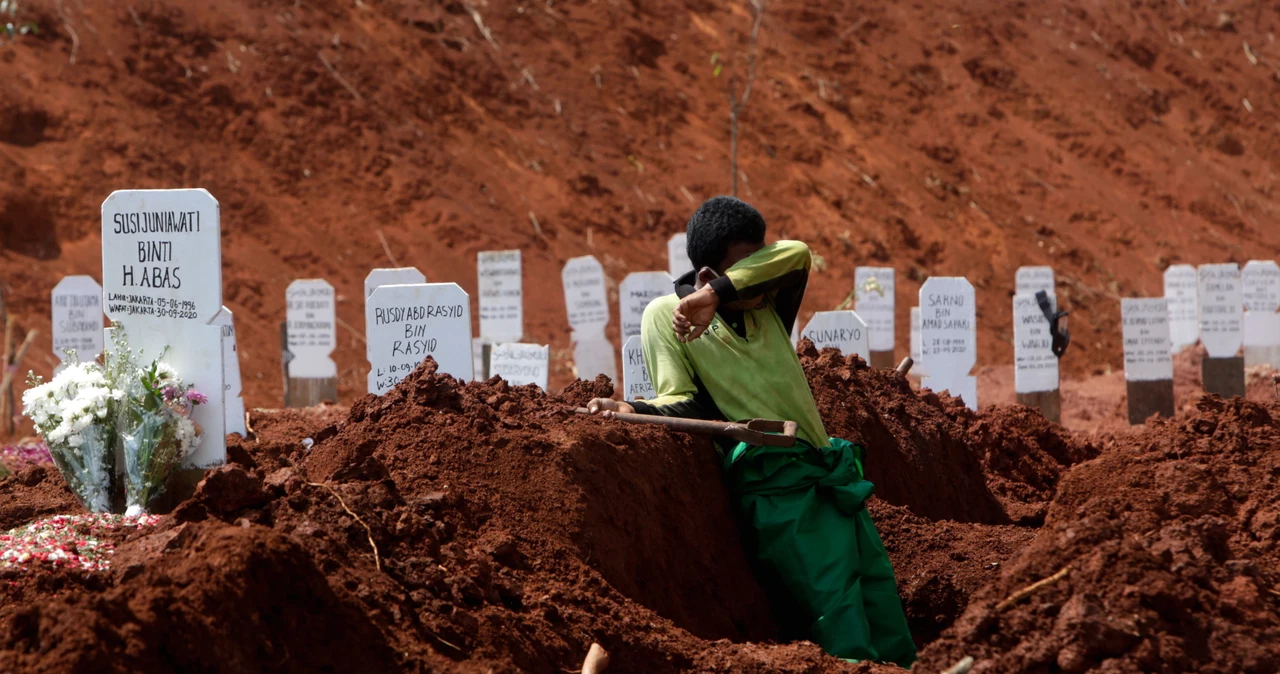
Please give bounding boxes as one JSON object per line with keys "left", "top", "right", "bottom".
{"left": 674, "top": 285, "right": 719, "bottom": 342}
{"left": 586, "top": 398, "right": 635, "bottom": 419}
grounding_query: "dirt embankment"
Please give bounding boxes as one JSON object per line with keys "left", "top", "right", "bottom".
{"left": 1, "top": 350, "right": 1278, "bottom": 673}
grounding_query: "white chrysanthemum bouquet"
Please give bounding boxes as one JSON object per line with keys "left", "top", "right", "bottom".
{"left": 21, "top": 327, "right": 206, "bottom": 515}
{"left": 22, "top": 358, "right": 120, "bottom": 512}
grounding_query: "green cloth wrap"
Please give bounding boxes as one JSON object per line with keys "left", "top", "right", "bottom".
{"left": 724, "top": 437, "right": 917, "bottom": 667}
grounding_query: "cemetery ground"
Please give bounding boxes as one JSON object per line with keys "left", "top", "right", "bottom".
{"left": 0, "top": 346, "right": 1278, "bottom": 673}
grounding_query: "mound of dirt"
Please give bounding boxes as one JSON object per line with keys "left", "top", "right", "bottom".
{"left": 0, "top": 349, "right": 1081, "bottom": 673}
{"left": 918, "top": 396, "right": 1280, "bottom": 673}
{"left": 801, "top": 342, "right": 1098, "bottom": 525}
{"left": 5, "top": 353, "right": 1275, "bottom": 673}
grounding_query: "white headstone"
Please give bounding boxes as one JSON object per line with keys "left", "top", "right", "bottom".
{"left": 802, "top": 311, "right": 870, "bottom": 361}
{"left": 1197, "top": 263, "right": 1244, "bottom": 358}
{"left": 622, "top": 335, "right": 656, "bottom": 401}
{"left": 1163, "top": 264, "right": 1199, "bottom": 353}
{"left": 365, "top": 283, "right": 473, "bottom": 394}
{"left": 573, "top": 336, "right": 617, "bottom": 382}
{"left": 1242, "top": 260, "right": 1280, "bottom": 366}
{"left": 472, "top": 338, "right": 488, "bottom": 381}
{"left": 51, "top": 275, "right": 104, "bottom": 364}
{"left": 1015, "top": 266, "right": 1055, "bottom": 296}
{"left": 854, "top": 267, "right": 895, "bottom": 352}
{"left": 919, "top": 277, "right": 978, "bottom": 410}
{"left": 285, "top": 279, "right": 337, "bottom": 378}
{"left": 1013, "top": 293, "right": 1058, "bottom": 394}
{"left": 212, "top": 307, "right": 247, "bottom": 436}
{"left": 620, "top": 272, "right": 671, "bottom": 338}
{"left": 364, "top": 267, "right": 426, "bottom": 299}
{"left": 102, "top": 188, "right": 225, "bottom": 469}
{"left": 1242, "top": 260, "right": 1280, "bottom": 312}
{"left": 562, "top": 256, "right": 610, "bottom": 332}
{"left": 909, "top": 306, "right": 926, "bottom": 377}
{"left": 489, "top": 342, "right": 549, "bottom": 389}
{"left": 477, "top": 250, "right": 523, "bottom": 343}
{"left": 668, "top": 233, "right": 694, "bottom": 279}
{"left": 1121, "top": 298, "right": 1174, "bottom": 381}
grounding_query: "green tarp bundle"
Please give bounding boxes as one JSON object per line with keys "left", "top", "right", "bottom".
{"left": 724, "top": 437, "right": 917, "bottom": 667}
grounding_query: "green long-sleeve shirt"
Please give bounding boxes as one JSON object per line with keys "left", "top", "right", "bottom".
{"left": 630, "top": 240, "right": 829, "bottom": 447}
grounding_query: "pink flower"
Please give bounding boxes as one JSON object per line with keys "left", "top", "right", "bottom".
{"left": 186, "top": 390, "right": 208, "bottom": 405}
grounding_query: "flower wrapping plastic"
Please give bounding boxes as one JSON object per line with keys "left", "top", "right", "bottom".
{"left": 20, "top": 360, "right": 120, "bottom": 512}
{"left": 109, "top": 331, "right": 204, "bottom": 515}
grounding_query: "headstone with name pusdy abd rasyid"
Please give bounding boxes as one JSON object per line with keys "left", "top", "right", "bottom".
{"left": 366, "top": 283, "right": 473, "bottom": 395}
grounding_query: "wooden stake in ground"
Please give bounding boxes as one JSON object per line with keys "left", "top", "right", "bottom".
{"left": 0, "top": 329, "right": 37, "bottom": 435}
{"left": 727, "top": 0, "right": 764, "bottom": 197}
{"left": 581, "top": 643, "right": 609, "bottom": 674}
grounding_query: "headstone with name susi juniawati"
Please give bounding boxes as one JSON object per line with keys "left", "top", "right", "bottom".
{"left": 366, "top": 283, "right": 473, "bottom": 395}
{"left": 101, "top": 188, "right": 225, "bottom": 468}
{"left": 918, "top": 277, "right": 977, "bottom": 410}
{"left": 1121, "top": 298, "right": 1175, "bottom": 424}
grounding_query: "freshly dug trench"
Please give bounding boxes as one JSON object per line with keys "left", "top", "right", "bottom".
{"left": 801, "top": 342, "right": 1099, "bottom": 525}
{"left": 0, "top": 352, "right": 1093, "bottom": 673}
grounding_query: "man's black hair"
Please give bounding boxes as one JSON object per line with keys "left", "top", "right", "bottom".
{"left": 685, "top": 196, "right": 767, "bottom": 271}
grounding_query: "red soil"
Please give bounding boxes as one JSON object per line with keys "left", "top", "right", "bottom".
{"left": 7, "top": 349, "right": 1270, "bottom": 673}
{"left": 3, "top": 0, "right": 1280, "bottom": 409}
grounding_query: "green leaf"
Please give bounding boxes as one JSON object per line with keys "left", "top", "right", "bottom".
{"left": 713, "top": 64, "right": 723, "bottom": 78}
